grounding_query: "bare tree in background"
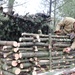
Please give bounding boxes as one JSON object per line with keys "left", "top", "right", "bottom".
{"left": 8, "top": 0, "right": 15, "bottom": 13}
{"left": 41, "top": 0, "right": 64, "bottom": 30}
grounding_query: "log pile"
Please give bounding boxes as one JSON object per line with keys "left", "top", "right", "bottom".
{"left": 0, "top": 33, "right": 50, "bottom": 75}
{"left": 0, "top": 41, "right": 20, "bottom": 75}
{"left": 0, "top": 33, "right": 75, "bottom": 75}
{"left": 18, "top": 32, "right": 50, "bottom": 75}
{"left": 49, "top": 34, "right": 75, "bottom": 70}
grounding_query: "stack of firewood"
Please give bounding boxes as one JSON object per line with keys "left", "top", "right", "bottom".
{"left": 50, "top": 35, "right": 75, "bottom": 70}
{"left": 1, "top": 34, "right": 75, "bottom": 75}
{"left": 18, "top": 32, "right": 50, "bottom": 75}
{"left": 0, "top": 33, "right": 50, "bottom": 75}
{"left": 0, "top": 41, "right": 20, "bottom": 75}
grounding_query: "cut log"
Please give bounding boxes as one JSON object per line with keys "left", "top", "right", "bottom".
{"left": 2, "top": 70, "right": 15, "bottom": 75}
{"left": 20, "top": 63, "right": 32, "bottom": 68}
{"left": 18, "top": 42, "right": 49, "bottom": 47}
{"left": 0, "top": 41, "right": 18, "bottom": 47}
{"left": 8, "top": 67, "right": 21, "bottom": 74}
{"left": 21, "top": 33, "right": 49, "bottom": 38}
{"left": 19, "top": 51, "right": 49, "bottom": 58}
{"left": 52, "top": 38, "right": 71, "bottom": 42}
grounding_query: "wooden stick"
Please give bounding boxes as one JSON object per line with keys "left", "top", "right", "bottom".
{"left": 20, "top": 63, "right": 32, "bottom": 69}
{"left": 0, "top": 41, "right": 18, "bottom": 47}
{"left": 21, "top": 33, "right": 48, "bottom": 38}
{"left": 53, "top": 43, "right": 71, "bottom": 47}
{"left": 18, "top": 42, "right": 49, "bottom": 47}
{"left": 52, "top": 38, "right": 71, "bottom": 42}
{"left": 2, "top": 70, "right": 15, "bottom": 75}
